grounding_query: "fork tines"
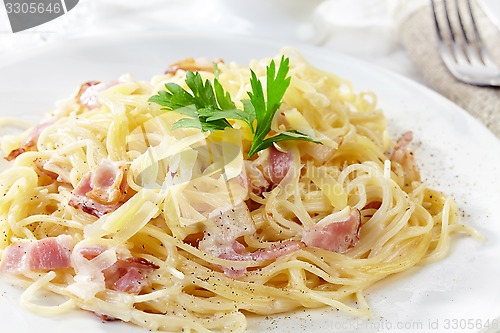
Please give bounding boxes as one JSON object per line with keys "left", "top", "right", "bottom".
{"left": 431, "top": 0, "right": 500, "bottom": 86}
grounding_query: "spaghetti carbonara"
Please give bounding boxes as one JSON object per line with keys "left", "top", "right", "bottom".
{"left": 0, "top": 50, "right": 473, "bottom": 332}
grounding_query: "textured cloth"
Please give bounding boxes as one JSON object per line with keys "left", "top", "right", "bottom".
{"left": 399, "top": 0, "right": 500, "bottom": 137}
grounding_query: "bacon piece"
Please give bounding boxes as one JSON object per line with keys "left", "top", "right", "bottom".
{"left": 5, "top": 120, "right": 55, "bottom": 161}
{"left": 221, "top": 241, "right": 305, "bottom": 262}
{"left": 0, "top": 242, "right": 30, "bottom": 273}
{"left": 30, "top": 237, "right": 73, "bottom": 270}
{"left": 24, "top": 120, "right": 54, "bottom": 147}
{"left": 165, "top": 58, "right": 224, "bottom": 75}
{"left": 265, "top": 145, "right": 293, "bottom": 185}
{"left": 362, "top": 201, "right": 382, "bottom": 218}
{"left": 199, "top": 203, "right": 305, "bottom": 278}
{"left": 5, "top": 148, "right": 26, "bottom": 161}
{"left": 217, "top": 240, "right": 305, "bottom": 278}
{"left": 33, "top": 158, "right": 67, "bottom": 182}
{"left": 0, "top": 235, "right": 74, "bottom": 273}
{"left": 302, "top": 208, "right": 361, "bottom": 253}
{"left": 243, "top": 160, "right": 270, "bottom": 195}
{"left": 76, "top": 247, "right": 158, "bottom": 294}
{"left": 199, "top": 203, "right": 306, "bottom": 278}
{"left": 250, "top": 241, "right": 305, "bottom": 261}
{"left": 389, "top": 131, "right": 420, "bottom": 182}
{"left": 199, "top": 203, "right": 256, "bottom": 257}
{"left": 35, "top": 161, "right": 59, "bottom": 180}
{"left": 79, "top": 246, "right": 107, "bottom": 261}
{"left": 394, "top": 131, "right": 413, "bottom": 151}
{"left": 77, "top": 81, "right": 118, "bottom": 109}
{"left": 218, "top": 242, "right": 248, "bottom": 278}
{"left": 183, "top": 232, "right": 204, "bottom": 248}
{"left": 199, "top": 203, "right": 256, "bottom": 278}
{"left": 85, "top": 161, "right": 126, "bottom": 205}
{"left": 104, "top": 257, "right": 159, "bottom": 293}
{"left": 219, "top": 265, "right": 246, "bottom": 279}
{"left": 210, "top": 242, "right": 250, "bottom": 278}
{"left": 363, "top": 201, "right": 382, "bottom": 210}
{"left": 240, "top": 146, "right": 293, "bottom": 196}
{"left": 94, "top": 313, "right": 119, "bottom": 322}
{"left": 113, "top": 268, "right": 144, "bottom": 293}
{"left": 221, "top": 240, "right": 304, "bottom": 262}
{"left": 125, "top": 257, "right": 160, "bottom": 269}
{"left": 69, "top": 160, "right": 128, "bottom": 217}
{"left": 76, "top": 81, "right": 100, "bottom": 103}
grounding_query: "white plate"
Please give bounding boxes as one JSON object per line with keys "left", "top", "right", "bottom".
{"left": 0, "top": 33, "right": 499, "bottom": 333}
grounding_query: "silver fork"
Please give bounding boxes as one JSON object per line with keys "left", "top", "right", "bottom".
{"left": 431, "top": 0, "right": 500, "bottom": 86}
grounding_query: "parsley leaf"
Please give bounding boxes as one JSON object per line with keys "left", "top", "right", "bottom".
{"left": 213, "top": 79, "right": 236, "bottom": 111}
{"left": 149, "top": 56, "right": 320, "bottom": 157}
{"left": 150, "top": 72, "right": 233, "bottom": 132}
{"left": 148, "top": 83, "right": 196, "bottom": 113}
{"left": 247, "top": 56, "right": 295, "bottom": 157}
{"left": 248, "top": 130, "right": 318, "bottom": 154}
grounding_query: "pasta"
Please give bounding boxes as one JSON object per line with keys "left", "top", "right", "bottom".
{"left": 0, "top": 49, "right": 474, "bottom": 332}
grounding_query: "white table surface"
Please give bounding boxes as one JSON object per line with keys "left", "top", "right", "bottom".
{"left": 0, "top": 0, "right": 426, "bottom": 86}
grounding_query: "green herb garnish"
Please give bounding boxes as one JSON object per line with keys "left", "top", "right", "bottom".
{"left": 149, "top": 56, "right": 319, "bottom": 157}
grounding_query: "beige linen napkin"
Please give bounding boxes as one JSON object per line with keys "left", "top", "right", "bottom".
{"left": 398, "top": 0, "right": 500, "bottom": 137}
